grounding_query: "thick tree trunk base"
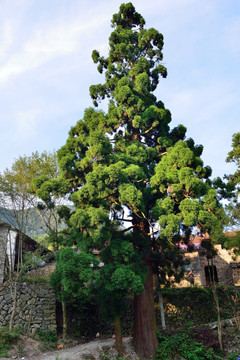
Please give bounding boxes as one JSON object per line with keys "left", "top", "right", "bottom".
{"left": 133, "top": 262, "right": 158, "bottom": 359}
{"left": 114, "top": 314, "right": 123, "bottom": 356}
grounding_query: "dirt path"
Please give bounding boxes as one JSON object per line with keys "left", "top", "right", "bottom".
{"left": 2, "top": 337, "right": 138, "bottom": 360}
{"left": 32, "top": 338, "right": 117, "bottom": 360}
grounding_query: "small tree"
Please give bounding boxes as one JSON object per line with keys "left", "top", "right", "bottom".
{"left": 0, "top": 162, "right": 35, "bottom": 330}
{"left": 0, "top": 151, "right": 60, "bottom": 237}
{"left": 0, "top": 151, "right": 59, "bottom": 330}
{"left": 225, "top": 132, "right": 240, "bottom": 230}
{"left": 95, "top": 232, "right": 145, "bottom": 355}
{"left": 50, "top": 247, "right": 98, "bottom": 341}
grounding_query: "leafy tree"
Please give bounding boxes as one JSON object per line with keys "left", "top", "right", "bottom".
{"left": 212, "top": 132, "right": 240, "bottom": 250}
{"left": 50, "top": 247, "right": 97, "bottom": 340}
{"left": 38, "top": 3, "right": 224, "bottom": 358}
{"left": 226, "top": 133, "right": 240, "bottom": 177}
{"left": 0, "top": 151, "right": 60, "bottom": 236}
{"left": 0, "top": 151, "right": 59, "bottom": 330}
{"left": 225, "top": 132, "right": 240, "bottom": 230}
{"left": 95, "top": 232, "right": 145, "bottom": 355}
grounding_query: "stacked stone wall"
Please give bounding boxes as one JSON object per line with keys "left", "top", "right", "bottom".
{"left": 0, "top": 282, "right": 56, "bottom": 332}
{"left": 232, "top": 267, "right": 240, "bottom": 286}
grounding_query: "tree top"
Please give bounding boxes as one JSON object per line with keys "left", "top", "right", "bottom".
{"left": 111, "top": 3, "right": 145, "bottom": 29}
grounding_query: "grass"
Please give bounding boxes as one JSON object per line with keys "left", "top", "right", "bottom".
{"left": 36, "top": 328, "right": 58, "bottom": 349}
{"left": 0, "top": 327, "right": 21, "bottom": 358}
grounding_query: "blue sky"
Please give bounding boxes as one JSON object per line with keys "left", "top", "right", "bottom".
{"left": 0, "top": 0, "right": 239, "bottom": 179}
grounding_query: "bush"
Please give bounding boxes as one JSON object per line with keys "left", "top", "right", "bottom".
{"left": 156, "top": 331, "right": 222, "bottom": 360}
{"left": 228, "top": 354, "right": 240, "bottom": 360}
{"left": 36, "top": 329, "right": 57, "bottom": 348}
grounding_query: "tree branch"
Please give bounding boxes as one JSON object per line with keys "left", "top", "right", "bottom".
{"left": 118, "top": 225, "right": 137, "bottom": 234}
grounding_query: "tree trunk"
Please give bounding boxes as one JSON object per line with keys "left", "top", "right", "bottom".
{"left": 133, "top": 260, "right": 158, "bottom": 359}
{"left": 9, "top": 230, "right": 23, "bottom": 331}
{"left": 214, "top": 289, "right": 223, "bottom": 351}
{"left": 62, "top": 301, "right": 67, "bottom": 341}
{"left": 210, "top": 259, "right": 223, "bottom": 350}
{"left": 157, "top": 275, "right": 166, "bottom": 330}
{"left": 114, "top": 313, "right": 123, "bottom": 356}
{"left": 9, "top": 284, "right": 17, "bottom": 331}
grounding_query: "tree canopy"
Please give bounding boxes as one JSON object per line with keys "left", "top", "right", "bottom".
{"left": 0, "top": 151, "right": 59, "bottom": 232}
{"left": 223, "top": 132, "right": 240, "bottom": 235}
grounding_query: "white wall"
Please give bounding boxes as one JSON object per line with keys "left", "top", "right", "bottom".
{"left": 0, "top": 225, "right": 17, "bottom": 283}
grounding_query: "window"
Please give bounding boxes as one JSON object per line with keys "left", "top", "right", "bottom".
{"left": 205, "top": 265, "right": 218, "bottom": 286}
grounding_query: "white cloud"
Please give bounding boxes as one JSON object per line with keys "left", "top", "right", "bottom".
{"left": 0, "top": 12, "right": 108, "bottom": 86}
{"left": 0, "top": 0, "right": 215, "bottom": 86}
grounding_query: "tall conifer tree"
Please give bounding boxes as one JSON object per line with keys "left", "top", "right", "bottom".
{"left": 225, "top": 132, "right": 240, "bottom": 228}
{"left": 40, "top": 3, "right": 225, "bottom": 358}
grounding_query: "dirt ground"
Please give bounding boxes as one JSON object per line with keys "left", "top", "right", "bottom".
{"left": 1, "top": 323, "right": 240, "bottom": 360}
{"left": 1, "top": 336, "right": 139, "bottom": 360}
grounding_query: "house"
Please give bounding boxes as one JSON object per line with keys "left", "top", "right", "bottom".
{"left": 175, "top": 232, "right": 240, "bottom": 287}
{"left": 0, "top": 223, "right": 44, "bottom": 284}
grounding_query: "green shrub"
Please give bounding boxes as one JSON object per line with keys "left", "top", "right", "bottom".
{"left": 36, "top": 329, "right": 57, "bottom": 349}
{"left": 0, "top": 327, "right": 20, "bottom": 357}
{"left": 227, "top": 354, "right": 240, "bottom": 360}
{"left": 156, "top": 331, "right": 222, "bottom": 360}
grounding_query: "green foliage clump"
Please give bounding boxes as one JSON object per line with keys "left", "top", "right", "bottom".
{"left": 214, "top": 132, "right": 240, "bottom": 231}
{"left": 50, "top": 248, "right": 97, "bottom": 304}
{"left": 0, "top": 327, "right": 20, "bottom": 357}
{"left": 227, "top": 353, "right": 240, "bottom": 360}
{"left": 96, "top": 235, "right": 145, "bottom": 322}
{"left": 36, "top": 329, "right": 57, "bottom": 349}
{"left": 156, "top": 331, "right": 222, "bottom": 360}
{"left": 222, "top": 232, "right": 240, "bottom": 253}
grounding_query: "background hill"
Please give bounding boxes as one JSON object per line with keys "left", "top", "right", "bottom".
{"left": 0, "top": 206, "right": 68, "bottom": 241}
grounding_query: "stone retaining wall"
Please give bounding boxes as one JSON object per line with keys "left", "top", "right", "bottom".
{"left": 0, "top": 282, "right": 56, "bottom": 332}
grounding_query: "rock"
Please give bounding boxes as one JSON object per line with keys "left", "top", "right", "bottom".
{"left": 225, "top": 325, "right": 236, "bottom": 335}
